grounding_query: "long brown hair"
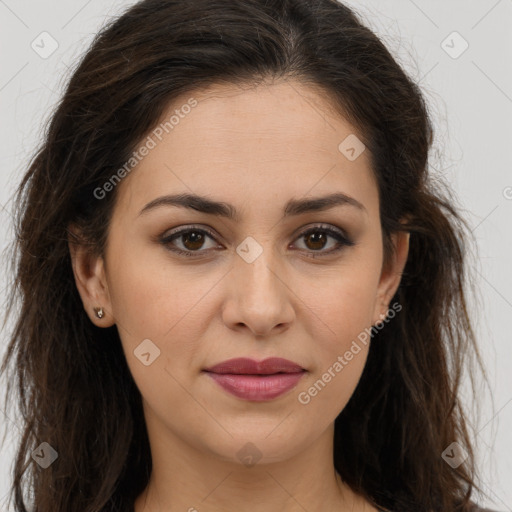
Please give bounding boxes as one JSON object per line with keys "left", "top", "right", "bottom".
{"left": 1, "top": 0, "right": 488, "bottom": 510}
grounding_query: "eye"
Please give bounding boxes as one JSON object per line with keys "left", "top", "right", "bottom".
{"left": 291, "top": 224, "right": 355, "bottom": 258}
{"left": 160, "top": 225, "right": 220, "bottom": 256}
{"left": 159, "top": 223, "right": 354, "bottom": 258}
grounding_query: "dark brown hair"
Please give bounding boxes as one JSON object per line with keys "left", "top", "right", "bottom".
{"left": 1, "top": 0, "right": 488, "bottom": 510}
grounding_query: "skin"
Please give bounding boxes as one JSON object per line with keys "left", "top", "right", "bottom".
{"left": 69, "top": 79, "right": 409, "bottom": 512}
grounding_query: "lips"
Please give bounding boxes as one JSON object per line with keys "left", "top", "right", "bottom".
{"left": 203, "top": 357, "right": 307, "bottom": 401}
{"left": 203, "top": 357, "right": 305, "bottom": 375}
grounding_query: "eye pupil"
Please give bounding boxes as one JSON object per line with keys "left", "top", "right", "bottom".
{"left": 305, "top": 232, "right": 327, "bottom": 250}
{"left": 183, "top": 231, "right": 205, "bottom": 250}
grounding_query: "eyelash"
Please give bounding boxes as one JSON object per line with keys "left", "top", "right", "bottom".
{"left": 159, "top": 224, "right": 355, "bottom": 259}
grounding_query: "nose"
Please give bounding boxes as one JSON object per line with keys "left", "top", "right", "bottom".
{"left": 221, "top": 244, "right": 295, "bottom": 337}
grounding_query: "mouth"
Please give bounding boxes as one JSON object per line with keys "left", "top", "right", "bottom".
{"left": 203, "top": 356, "right": 306, "bottom": 375}
{"left": 202, "top": 357, "right": 307, "bottom": 401}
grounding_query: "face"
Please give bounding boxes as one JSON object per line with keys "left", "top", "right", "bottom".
{"left": 70, "top": 80, "right": 408, "bottom": 466}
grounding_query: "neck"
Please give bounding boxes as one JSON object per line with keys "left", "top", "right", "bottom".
{"left": 134, "top": 416, "right": 376, "bottom": 512}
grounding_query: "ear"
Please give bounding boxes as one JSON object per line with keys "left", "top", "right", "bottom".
{"left": 372, "top": 228, "right": 410, "bottom": 325}
{"left": 67, "top": 224, "right": 115, "bottom": 327}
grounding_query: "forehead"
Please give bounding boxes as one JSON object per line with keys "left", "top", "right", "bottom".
{"left": 112, "top": 79, "right": 378, "bottom": 220}
{"left": 164, "top": 80, "right": 358, "bottom": 157}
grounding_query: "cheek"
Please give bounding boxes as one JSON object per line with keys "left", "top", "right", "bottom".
{"left": 106, "top": 247, "right": 223, "bottom": 390}
{"left": 294, "top": 271, "right": 377, "bottom": 416}
{"left": 291, "top": 247, "right": 381, "bottom": 409}
{"left": 329, "top": 240, "right": 383, "bottom": 336}
{"left": 301, "top": 263, "right": 381, "bottom": 349}
{"left": 106, "top": 240, "right": 218, "bottom": 339}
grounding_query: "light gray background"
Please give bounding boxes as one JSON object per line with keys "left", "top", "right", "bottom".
{"left": 0, "top": 0, "right": 511, "bottom": 510}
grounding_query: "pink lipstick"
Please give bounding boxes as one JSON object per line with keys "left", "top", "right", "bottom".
{"left": 203, "top": 357, "right": 306, "bottom": 401}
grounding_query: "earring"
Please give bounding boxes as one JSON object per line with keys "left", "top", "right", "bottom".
{"left": 93, "top": 307, "right": 105, "bottom": 319}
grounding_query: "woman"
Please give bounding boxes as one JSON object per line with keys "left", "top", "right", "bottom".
{"left": 0, "top": 0, "right": 498, "bottom": 511}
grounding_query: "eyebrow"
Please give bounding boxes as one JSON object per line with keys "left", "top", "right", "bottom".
{"left": 138, "top": 192, "right": 367, "bottom": 221}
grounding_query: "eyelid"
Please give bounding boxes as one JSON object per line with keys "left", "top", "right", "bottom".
{"left": 160, "top": 224, "right": 220, "bottom": 244}
{"left": 291, "top": 223, "right": 351, "bottom": 243}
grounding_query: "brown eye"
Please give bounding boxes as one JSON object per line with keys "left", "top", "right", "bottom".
{"left": 161, "top": 226, "right": 220, "bottom": 256}
{"left": 303, "top": 231, "right": 329, "bottom": 251}
{"left": 180, "top": 230, "right": 207, "bottom": 251}
{"left": 293, "top": 225, "right": 355, "bottom": 258}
